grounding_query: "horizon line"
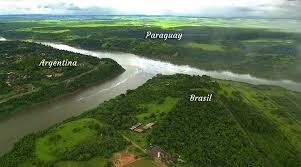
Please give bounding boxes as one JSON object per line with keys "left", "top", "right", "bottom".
{"left": 0, "top": 14, "right": 299, "bottom": 20}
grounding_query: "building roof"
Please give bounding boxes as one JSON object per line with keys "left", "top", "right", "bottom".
{"left": 130, "top": 123, "right": 142, "bottom": 130}
{"left": 143, "top": 122, "right": 155, "bottom": 129}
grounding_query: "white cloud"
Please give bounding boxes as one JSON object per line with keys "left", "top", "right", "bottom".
{"left": 0, "top": 0, "right": 299, "bottom": 18}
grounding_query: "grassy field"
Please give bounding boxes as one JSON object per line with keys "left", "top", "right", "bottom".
{"left": 36, "top": 118, "right": 102, "bottom": 161}
{"left": 125, "top": 159, "right": 158, "bottom": 167}
{"left": 242, "top": 38, "right": 296, "bottom": 43}
{"left": 2, "top": 16, "right": 299, "bottom": 32}
{"left": 184, "top": 42, "right": 225, "bottom": 51}
{"left": 137, "top": 97, "right": 179, "bottom": 122}
{"left": 18, "top": 156, "right": 108, "bottom": 167}
{"left": 54, "top": 156, "right": 108, "bottom": 167}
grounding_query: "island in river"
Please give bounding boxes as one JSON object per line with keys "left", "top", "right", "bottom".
{"left": 0, "top": 41, "right": 125, "bottom": 119}
{"left": 0, "top": 74, "right": 300, "bottom": 167}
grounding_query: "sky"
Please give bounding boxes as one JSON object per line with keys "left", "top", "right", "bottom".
{"left": 0, "top": 0, "right": 300, "bottom": 18}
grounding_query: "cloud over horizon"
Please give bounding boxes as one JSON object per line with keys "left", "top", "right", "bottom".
{"left": 0, "top": 0, "right": 300, "bottom": 18}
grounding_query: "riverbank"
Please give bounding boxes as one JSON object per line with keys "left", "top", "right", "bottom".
{"left": 0, "top": 41, "right": 125, "bottom": 120}
{"left": 0, "top": 66, "right": 148, "bottom": 156}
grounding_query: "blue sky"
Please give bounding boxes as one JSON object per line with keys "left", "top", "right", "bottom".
{"left": 0, "top": 0, "right": 300, "bottom": 18}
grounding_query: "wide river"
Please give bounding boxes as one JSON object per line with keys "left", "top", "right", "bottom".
{"left": 0, "top": 40, "right": 301, "bottom": 156}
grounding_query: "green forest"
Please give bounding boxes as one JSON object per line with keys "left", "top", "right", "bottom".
{"left": 1, "top": 74, "right": 300, "bottom": 167}
{"left": 0, "top": 41, "right": 125, "bottom": 119}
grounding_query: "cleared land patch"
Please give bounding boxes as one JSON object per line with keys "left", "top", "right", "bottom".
{"left": 35, "top": 118, "right": 101, "bottom": 161}
{"left": 125, "top": 159, "right": 158, "bottom": 167}
{"left": 137, "top": 97, "right": 179, "bottom": 122}
{"left": 54, "top": 156, "right": 108, "bottom": 167}
{"left": 184, "top": 42, "right": 225, "bottom": 52}
{"left": 114, "top": 151, "right": 139, "bottom": 167}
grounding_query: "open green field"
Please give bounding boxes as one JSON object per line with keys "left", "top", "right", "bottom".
{"left": 137, "top": 97, "right": 179, "bottom": 122}
{"left": 125, "top": 159, "right": 158, "bottom": 167}
{"left": 1, "top": 16, "right": 300, "bottom": 32}
{"left": 184, "top": 42, "right": 225, "bottom": 51}
{"left": 19, "top": 156, "right": 108, "bottom": 167}
{"left": 36, "top": 118, "right": 102, "bottom": 161}
{"left": 54, "top": 156, "right": 108, "bottom": 167}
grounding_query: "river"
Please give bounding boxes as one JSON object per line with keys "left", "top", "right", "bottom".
{"left": 43, "top": 42, "right": 301, "bottom": 92}
{"left": 0, "top": 40, "right": 300, "bottom": 156}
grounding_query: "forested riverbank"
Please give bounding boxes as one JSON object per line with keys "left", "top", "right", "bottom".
{"left": 1, "top": 74, "right": 300, "bottom": 167}
{"left": 0, "top": 41, "right": 125, "bottom": 119}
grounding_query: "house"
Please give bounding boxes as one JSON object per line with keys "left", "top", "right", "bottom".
{"left": 134, "top": 128, "right": 143, "bottom": 133}
{"left": 130, "top": 123, "right": 142, "bottom": 130}
{"left": 147, "top": 145, "right": 167, "bottom": 161}
{"left": 143, "top": 122, "right": 155, "bottom": 129}
{"left": 15, "top": 85, "right": 26, "bottom": 92}
{"left": 5, "top": 56, "right": 13, "bottom": 59}
{"left": 5, "top": 81, "right": 11, "bottom": 87}
{"left": 46, "top": 73, "right": 64, "bottom": 78}
{"left": 147, "top": 145, "right": 182, "bottom": 163}
{"left": 131, "top": 122, "right": 155, "bottom": 133}
{"left": 54, "top": 73, "right": 64, "bottom": 77}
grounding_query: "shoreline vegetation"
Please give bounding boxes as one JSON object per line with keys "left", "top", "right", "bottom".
{"left": 0, "top": 74, "right": 300, "bottom": 166}
{"left": 0, "top": 41, "right": 125, "bottom": 120}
